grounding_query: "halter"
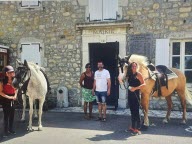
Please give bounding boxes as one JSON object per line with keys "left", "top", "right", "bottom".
{"left": 16, "top": 66, "right": 31, "bottom": 94}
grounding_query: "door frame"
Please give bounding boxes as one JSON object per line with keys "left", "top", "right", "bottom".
{"left": 88, "top": 42, "right": 119, "bottom": 108}
{"left": 81, "top": 27, "right": 128, "bottom": 108}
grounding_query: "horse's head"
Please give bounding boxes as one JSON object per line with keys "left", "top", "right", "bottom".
{"left": 12, "top": 59, "right": 30, "bottom": 89}
{"left": 118, "top": 55, "right": 132, "bottom": 84}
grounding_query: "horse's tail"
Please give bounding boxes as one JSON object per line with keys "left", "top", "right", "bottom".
{"left": 185, "top": 86, "right": 192, "bottom": 105}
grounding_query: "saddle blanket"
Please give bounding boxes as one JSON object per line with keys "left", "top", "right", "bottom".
{"left": 148, "top": 67, "right": 178, "bottom": 81}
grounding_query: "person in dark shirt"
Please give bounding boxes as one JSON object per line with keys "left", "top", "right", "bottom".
{"left": 119, "top": 62, "right": 145, "bottom": 135}
{"left": 79, "top": 63, "right": 95, "bottom": 119}
{"left": 0, "top": 65, "right": 17, "bottom": 137}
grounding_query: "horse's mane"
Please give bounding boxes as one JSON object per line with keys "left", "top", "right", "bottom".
{"left": 27, "top": 62, "right": 44, "bottom": 72}
{"left": 128, "top": 54, "right": 150, "bottom": 67}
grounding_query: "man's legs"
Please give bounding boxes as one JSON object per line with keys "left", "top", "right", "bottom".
{"left": 101, "top": 92, "right": 107, "bottom": 121}
{"left": 98, "top": 103, "right": 102, "bottom": 118}
{"left": 102, "top": 103, "right": 107, "bottom": 119}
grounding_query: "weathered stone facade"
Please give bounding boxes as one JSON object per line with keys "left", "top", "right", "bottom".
{"left": 0, "top": 0, "right": 192, "bottom": 110}
{"left": 0, "top": 0, "right": 85, "bottom": 106}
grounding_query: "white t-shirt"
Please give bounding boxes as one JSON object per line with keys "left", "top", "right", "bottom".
{"left": 94, "top": 69, "right": 110, "bottom": 92}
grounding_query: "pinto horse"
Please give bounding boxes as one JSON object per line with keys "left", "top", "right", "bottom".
{"left": 12, "top": 60, "right": 48, "bottom": 131}
{"left": 118, "top": 54, "right": 192, "bottom": 127}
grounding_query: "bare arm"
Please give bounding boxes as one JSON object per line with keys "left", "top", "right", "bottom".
{"left": 92, "top": 79, "right": 96, "bottom": 95}
{"left": 0, "top": 82, "right": 14, "bottom": 100}
{"left": 107, "top": 78, "right": 111, "bottom": 96}
{"left": 13, "top": 89, "right": 18, "bottom": 100}
{"left": 135, "top": 72, "right": 146, "bottom": 90}
{"left": 79, "top": 73, "right": 85, "bottom": 87}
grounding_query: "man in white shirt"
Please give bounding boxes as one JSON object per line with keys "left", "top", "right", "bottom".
{"left": 92, "top": 61, "right": 111, "bottom": 122}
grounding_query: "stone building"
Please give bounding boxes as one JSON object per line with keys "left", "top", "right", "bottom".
{"left": 0, "top": 0, "right": 192, "bottom": 110}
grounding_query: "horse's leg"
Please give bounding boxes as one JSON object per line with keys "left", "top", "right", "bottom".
{"left": 177, "top": 89, "right": 187, "bottom": 124}
{"left": 28, "top": 97, "right": 34, "bottom": 131}
{"left": 141, "top": 93, "right": 150, "bottom": 128}
{"left": 38, "top": 98, "right": 45, "bottom": 131}
{"left": 163, "top": 95, "right": 172, "bottom": 124}
{"left": 21, "top": 94, "right": 26, "bottom": 122}
{"left": 34, "top": 100, "right": 38, "bottom": 120}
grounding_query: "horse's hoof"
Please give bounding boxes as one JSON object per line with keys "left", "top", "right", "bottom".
{"left": 27, "top": 127, "right": 34, "bottom": 132}
{"left": 38, "top": 127, "right": 43, "bottom": 131}
{"left": 163, "top": 119, "right": 168, "bottom": 124}
{"left": 180, "top": 120, "right": 186, "bottom": 125}
{"left": 20, "top": 119, "right": 26, "bottom": 123}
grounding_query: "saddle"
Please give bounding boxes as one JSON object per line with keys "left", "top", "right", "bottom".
{"left": 147, "top": 64, "right": 171, "bottom": 96}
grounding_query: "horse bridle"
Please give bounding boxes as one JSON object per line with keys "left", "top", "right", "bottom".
{"left": 118, "top": 55, "right": 132, "bottom": 90}
{"left": 118, "top": 54, "right": 155, "bottom": 90}
{"left": 16, "top": 66, "right": 31, "bottom": 93}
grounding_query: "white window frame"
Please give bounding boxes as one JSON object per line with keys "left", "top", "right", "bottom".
{"left": 170, "top": 39, "right": 192, "bottom": 83}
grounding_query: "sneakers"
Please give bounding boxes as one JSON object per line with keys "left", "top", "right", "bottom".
{"left": 134, "top": 129, "right": 142, "bottom": 135}
{"left": 102, "top": 118, "right": 106, "bottom": 122}
{"left": 126, "top": 128, "right": 142, "bottom": 135}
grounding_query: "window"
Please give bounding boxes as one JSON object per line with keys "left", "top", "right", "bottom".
{"left": 20, "top": 0, "right": 40, "bottom": 8}
{"left": 21, "top": 43, "right": 41, "bottom": 66}
{"left": 171, "top": 40, "right": 192, "bottom": 83}
{"left": 88, "top": 0, "right": 118, "bottom": 21}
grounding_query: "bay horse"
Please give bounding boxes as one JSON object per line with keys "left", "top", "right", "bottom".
{"left": 118, "top": 54, "right": 192, "bottom": 127}
{"left": 12, "top": 60, "right": 48, "bottom": 131}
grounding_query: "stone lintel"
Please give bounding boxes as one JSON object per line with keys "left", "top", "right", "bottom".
{"left": 76, "top": 20, "right": 132, "bottom": 30}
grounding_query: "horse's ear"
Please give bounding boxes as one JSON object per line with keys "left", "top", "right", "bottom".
{"left": 118, "top": 55, "right": 122, "bottom": 61}
{"left": 16, "top": 59, "right": 23, "bottom": 65}
{"left": 24, "top": 60, "right": 29, "bottom": 68}
{"left": 125, "top": 54, "right": 132, "bottom": 63}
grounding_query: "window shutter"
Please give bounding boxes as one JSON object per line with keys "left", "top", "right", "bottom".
{"left": 21, "top": 44, "right": 41, "bottom": 66}
{"left": 89, "top": 0, "right": 102, "bottom": 21}
{"left": 155, "top": 39, "right": 170, "bottom": 66}
{"left": 21, "top": 0, "right": 39, "bottom": 7}
{"left": 30, "top": 0, "right": 39, "bottom": 6}
{"left": 21, "top": 1, "right": 30, "bottom": 7}
{"left": 103, "top": 0, "right": 118, "bottom": 20}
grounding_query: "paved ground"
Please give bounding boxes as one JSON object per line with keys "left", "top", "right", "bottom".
{"left": 0, "top": 110, "right": 192, "bottom": 144}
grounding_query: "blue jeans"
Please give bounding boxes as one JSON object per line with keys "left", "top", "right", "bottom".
{"left": 95, "top": 91, "right": 107, "bottom": 104}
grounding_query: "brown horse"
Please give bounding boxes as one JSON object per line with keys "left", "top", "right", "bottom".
{"left": 118, "top": 54, "right": 192, "bottom": 127}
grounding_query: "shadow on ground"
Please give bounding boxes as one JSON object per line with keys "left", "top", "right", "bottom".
{"left": 0, "top": 111, "right": 191, "bottom": 142}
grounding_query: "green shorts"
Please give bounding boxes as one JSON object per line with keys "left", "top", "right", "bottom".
{"left": 82, "top": 88, "right": 96, "bottom": 102}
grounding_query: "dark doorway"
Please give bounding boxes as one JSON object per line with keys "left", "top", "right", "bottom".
{"left": 89, "top": 42, "right": 119, "bottom": 109}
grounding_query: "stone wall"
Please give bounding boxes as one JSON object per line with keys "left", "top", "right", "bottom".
{"left": 123, "top": 0, "right": 192, "bottom": 60}
{"left": 0, "top": 0, "right": 85, "bottom": 106}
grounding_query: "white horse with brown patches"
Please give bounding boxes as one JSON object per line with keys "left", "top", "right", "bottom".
{"left": 12, "top": 60, "right": 48, "bottom": 131}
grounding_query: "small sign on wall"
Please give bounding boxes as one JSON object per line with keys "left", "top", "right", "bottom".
{"left": 129, "top": 33, "right": 153, "bottom": 59}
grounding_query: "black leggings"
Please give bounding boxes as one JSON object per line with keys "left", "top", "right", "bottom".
{"left": 2, "top": 101, "right": 15, "bottom": 132}
{"left": 128, "top": 91, "right": 140, "bottom": 129}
